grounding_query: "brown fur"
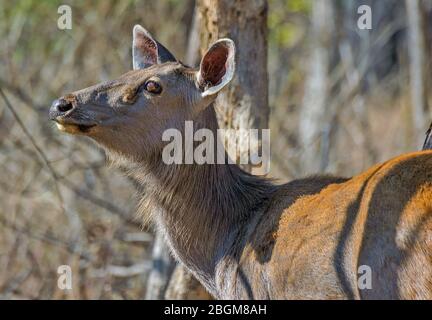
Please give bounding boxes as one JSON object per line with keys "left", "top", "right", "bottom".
{"left": 220, "top": 154, "right": 432, "bottom": 299}
{"left": 50, "top": 35, "right": 432, "bottom": 299}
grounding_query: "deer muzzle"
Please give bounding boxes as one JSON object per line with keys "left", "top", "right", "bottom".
{"left": 49, "top": 96, "right": 97, "bottom": 134}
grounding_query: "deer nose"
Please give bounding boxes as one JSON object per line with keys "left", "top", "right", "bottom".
{"left": 51, "top": 98, "right": 73, "bottom": 113}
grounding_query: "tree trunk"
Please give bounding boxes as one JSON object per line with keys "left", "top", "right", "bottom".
{"left": 164, "top": 0, "right": 269, "bottom": 299}
{"left": 406, "top": 0, "right": 429, "bottom": 147}
{"left": 196, "top": 0, "right": 269, "bottom": 173}
{"left": 299, "top": 0, "right": 335, "bottom": 174}
{"left": 144, "top": 233, "right": 175, "bottom": 299}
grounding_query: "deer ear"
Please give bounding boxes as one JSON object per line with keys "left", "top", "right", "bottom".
{"left": 132, "top": 25, "right": 177, "bottom": 70}
{"left": 197, "top": 39, "right": 235, "bottom": 97}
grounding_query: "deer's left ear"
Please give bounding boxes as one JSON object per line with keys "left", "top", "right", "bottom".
{"left": 132, "top": 25, "right": 176, "bottom": 70}
{"left": 197, "top": 39, "right": 235, "bottom": 97}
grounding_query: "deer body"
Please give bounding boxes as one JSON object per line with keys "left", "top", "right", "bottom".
{"left": 49, "top": 26, "right": 432, "bottom": 299}
{"left": 130, "top": 133, "right": 432, "bottom": 299}
{"left": 213, "top": 153, "right": 432, "bottom": 299}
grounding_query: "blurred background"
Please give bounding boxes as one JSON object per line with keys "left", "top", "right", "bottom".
{"left": 0, "top": 0, "right": 431, "bottom": 299}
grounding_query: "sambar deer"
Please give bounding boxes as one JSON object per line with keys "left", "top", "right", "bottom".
{"left": 49, "top": 25, "right": 432, "bottom": 299}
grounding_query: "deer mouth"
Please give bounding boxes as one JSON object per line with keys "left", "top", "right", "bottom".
{"left": 50, "top": 98, "right": 115, "bottom": 135}
{"left": 53, "top": 118, "right": 97, "bottom": 135}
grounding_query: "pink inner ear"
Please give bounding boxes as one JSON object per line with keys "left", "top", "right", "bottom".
{"left": 201, "top": 45, "right": 229, "bottom": 86}
{"left": 136, "top": 33, "right": 158, "bottom": 65}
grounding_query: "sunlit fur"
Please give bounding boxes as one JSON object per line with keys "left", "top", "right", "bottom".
{"left": 52, "top": 36, "right": 432, "bottom": 299}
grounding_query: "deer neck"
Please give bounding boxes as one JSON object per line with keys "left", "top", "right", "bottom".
{"left": 127, "top": 107, "right": 274, "bottom": 288}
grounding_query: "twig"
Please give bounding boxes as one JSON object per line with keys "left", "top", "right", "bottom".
{"left": 0, "top": 88, "right": 65, "bottom": 212}
{"left": 90, "top": 262, "right": 151, "bottom": 278}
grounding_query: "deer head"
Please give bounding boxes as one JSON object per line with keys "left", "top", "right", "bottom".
{"left": 49, "top": 25, "right": 235, "bottom": 161}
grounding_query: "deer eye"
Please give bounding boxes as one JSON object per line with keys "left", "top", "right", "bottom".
{"left": 144, "top": 80, "right": 162, "bottom": 94}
